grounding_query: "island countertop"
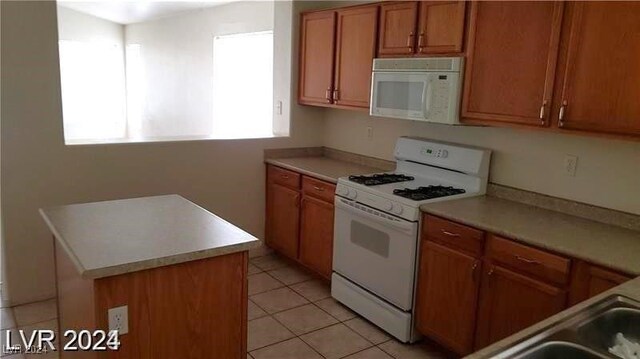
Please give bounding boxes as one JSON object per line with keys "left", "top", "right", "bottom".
{"left": 40, "top": 194, "right": 259, "bottom": 279}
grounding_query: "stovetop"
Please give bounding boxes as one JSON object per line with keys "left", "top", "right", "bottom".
{"left": 348, "top": 173, "right": 415, "bottom": 186}
{"left": 393, "top": 185, "right": 466, "bottom": 201}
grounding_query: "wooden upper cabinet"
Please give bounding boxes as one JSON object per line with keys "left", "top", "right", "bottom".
{"left": 333, "top": 5, "right": 379, "bottom": 109}
{"left": 475, "top": 264, "right": 567, "bottom": 349}
{"left": 462, "top": 2, "right": 564, "bottom": 127}
{"left": 555, "top": 2, "right": 640, "bottom": 136}
{"left": 299, "top": 195, "right": 335, "bottom": 279}
{"left": 378, "top": 2, "right": 418, "bottom": 56}
{"left": 417, "top": 1, "right": 466, "bottom": 54}
{"left": 266, "top": 182, "right": 300, "bottom": 259}
{"left": 378, "top": 1, "right": 465, "bottom": 56}
{"left": 298, "top": 11, "right": 336, "bottom": 106}
{"left": 415, "top": 241, "right": 481, "bottom": 355}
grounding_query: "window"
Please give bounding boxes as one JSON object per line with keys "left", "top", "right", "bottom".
{"left": 212, "top": 31, "right": 274, "bottom": 139}
{"left": 57, "top": 1, "right": 284, "bottom": 145}
{"left": 58, "top": 40, "right": 127, "bottom": 142}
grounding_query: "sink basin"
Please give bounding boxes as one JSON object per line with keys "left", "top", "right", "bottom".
{"left": 491, "top": 295, "right": 640, "bottom": 359}
{"left": 578, "top": 307, "right": 640, "bottom": 352}
{"left": 515, "top": 341, "right": 608, "bottom": 359}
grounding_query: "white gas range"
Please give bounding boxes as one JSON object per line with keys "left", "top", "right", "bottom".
{"left": 331, "top": 137, "right": 491, "bottom": 343}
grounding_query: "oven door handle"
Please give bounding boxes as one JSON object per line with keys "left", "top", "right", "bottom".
{"left": 335, "top": 197, "right": 415, "bottom": 233}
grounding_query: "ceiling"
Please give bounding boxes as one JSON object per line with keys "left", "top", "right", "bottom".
{"left": 57, "top": 1, "right": 242, "bottom": 25}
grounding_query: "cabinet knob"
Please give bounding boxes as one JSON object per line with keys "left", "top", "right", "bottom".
{"left": 515, "top": 255, "right": 540, "bottom": 265}
{"left": 325, "top": 87, "right": 332, "bottom": 103}
{"left": 407, "top": 32, "right": 415, "bottom": 52}
{"left": 333, "top": 89, "right": 340, "bottom": 102}
{"left": 441, "top": 230, "right": 460, "bottom": 238}
{"left": 471, "top": 261, "right": 479, "bottom": 281}
{"left": 313, "top": 186, "right": 325, "bottom": 192}
{"left": 418, "top": 32, "right": 425, "bottom": 52}
{"left": 558, "top": 101, "right": 568, "bottom": 127}
{"left": 539, "top": 100, "right": 547, "bottom": 125}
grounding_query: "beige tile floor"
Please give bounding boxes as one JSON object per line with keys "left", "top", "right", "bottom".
{"left": 0, "top": 246, "right": 451, "bottom": 359}
{"left": 1, "top": 299, "right": 59, "bottom": 358}
{"left": 247, "top": 249, "right": 452, "bottom": 359}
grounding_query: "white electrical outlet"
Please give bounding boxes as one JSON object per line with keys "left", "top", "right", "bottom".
{"left": 564, "top": 155, "right": 578, "bottom": 177}
{"left": 108, "top": 305, "right": 129, "bottom": 335}
{"left": 366, "top": 126, "right": 373, "bottom": 140}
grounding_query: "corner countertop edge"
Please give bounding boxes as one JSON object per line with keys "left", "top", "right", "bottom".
{"left": 39, "top": 207, "right": 89, "bottom": 277}
{"left": 80, "top": 239, "right": 260, "bottom": 280}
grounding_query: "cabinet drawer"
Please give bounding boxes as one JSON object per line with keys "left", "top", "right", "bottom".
{"left": 267, "top": 165, "right": 301, "bottom": 189}
{"left": 423, "top": 215, "right": 485, "bottom": 256}
{"left": 302, "top": 176, "right": 336, "bottom": 203}
{"left": 486, "top": 235, "right": 571, "bottom": 286}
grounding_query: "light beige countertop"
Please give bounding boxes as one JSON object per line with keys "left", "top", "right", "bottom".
{"left": 265, "top": 156, "right": 385, "bottom": 183}
{"left": 465, "top": 276, "right": 640, "bottom": 358}
{"left": 40, "top": 194, "right": 259, "bottom": 279}
{"left": 420, "top": 196, "right": 640, "bottom": 276}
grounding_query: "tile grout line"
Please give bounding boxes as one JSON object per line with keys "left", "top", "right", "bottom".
{"left": 249, "top": 274, "right": 385, "bottom": 359}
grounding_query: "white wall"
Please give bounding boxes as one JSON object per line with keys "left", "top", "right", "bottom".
{"left": 0, "top": 0, "right": 325, "bottom": 305}
{"left": 323, "top": 110, "right": 640, "bottom": 215}
{"left": 57, "top": 6, "right": 124, "bottom": 43}
{"left": 123, "top": 1, "right": 275, "bottom": 138}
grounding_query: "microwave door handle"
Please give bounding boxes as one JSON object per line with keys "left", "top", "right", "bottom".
{"left": 335, "top": 198, "right": 415, "bottom": 233}
{"left": 423, "top": 79, "right": 432, "bottom": 119}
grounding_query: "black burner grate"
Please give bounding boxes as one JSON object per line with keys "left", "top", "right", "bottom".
{"left": 348, "top": 173, "right": 415, "bottom": 186}
{"left": 393, "top": 185, "right": 466, "bottom": 201}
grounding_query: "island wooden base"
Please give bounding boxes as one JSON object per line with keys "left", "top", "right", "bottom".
{"left": 54, "top": 240, "right": 248, "bottom": 359}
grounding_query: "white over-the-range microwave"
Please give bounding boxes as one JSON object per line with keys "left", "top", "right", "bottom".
{"left": 369, "top": 57, "right": 463, "bottom": 125}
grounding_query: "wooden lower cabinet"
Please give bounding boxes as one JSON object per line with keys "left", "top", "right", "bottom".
{"left": 415, "top": 241, "right": 481, "bottom": 355}
{"left": 56, "top": 242, "right": 248, "bottom": 359}
{"left": 299, "top": 195, "right": 335, "bottom": 279}
{"left": 569, "top": 261, "right": 633, "bottom": 305}
{"left": 265, "top": 165, "right": 336, "bottom": 279}
{"left": 265, "top": 182, "right": 300, "bottom": 259}
{"left": 474, "top": 264, "right": 567, "bottom": 349}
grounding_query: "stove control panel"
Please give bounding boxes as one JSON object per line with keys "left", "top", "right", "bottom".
{"left": 335, "top": 182, "right": 419, "bottom": 221}
{"left": 420, "top": 146, "right": 448, "bottom": 158}
{"left": 336, "top": 186, "right": 357, "bottom": 200}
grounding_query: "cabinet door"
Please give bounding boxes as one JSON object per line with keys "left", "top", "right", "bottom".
{"left": 461, "top": 2, "right": 564, "bottom": 127}
{"left": 416, "top": 1, "right": 466, "bottom": 54}
{"left": 378, "top": 2, "right": 418, "bottom": 56}
{"left": 415, "top": 241, "right": 481, "bottom": 355}
{"left": 266, "top": 183, "right": 300, "bottom": 259}
{"left": 334, "top": 6, "right": 378, "bottom": 108}
{"left": 569, "top": 261, "right": 632, "bottom": 305}
{"left": 299, "top": 195, "right": 334, "bottom": 279}
{"left": 299, "top": 11, "right": 336, "bottom": 106}
{"left": 556, "top": 2, "right": 640, "bottom": 136}
{"left": 475, "top": 264, "right": 567, "bottom": 349}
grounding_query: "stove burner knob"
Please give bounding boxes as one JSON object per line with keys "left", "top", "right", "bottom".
{"left": 384, "top": 201, "right": 393, "bottom": 211}
{"left": 392, "top": 204, "right": 403, "bottom": 215}
{"left": 348, "top": 189, "right": 358, "bottom": 200}
{"left": 336, "top": 187, "right": 349, "bottom": 197}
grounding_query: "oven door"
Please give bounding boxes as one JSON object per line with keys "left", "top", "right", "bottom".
{"left": 333, "top": 197, "right": 419, "bottom": 310}
{"left": 370, "top": 72, "right": 430, "bottom": 120}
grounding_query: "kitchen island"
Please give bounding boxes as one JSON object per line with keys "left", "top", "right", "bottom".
{"left": 40, "top": 194, "right": 259, "bottom": 359}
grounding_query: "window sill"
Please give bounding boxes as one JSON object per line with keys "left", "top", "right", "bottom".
{"left": 65, "top": 133, "right": 288, "bottom": 146}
